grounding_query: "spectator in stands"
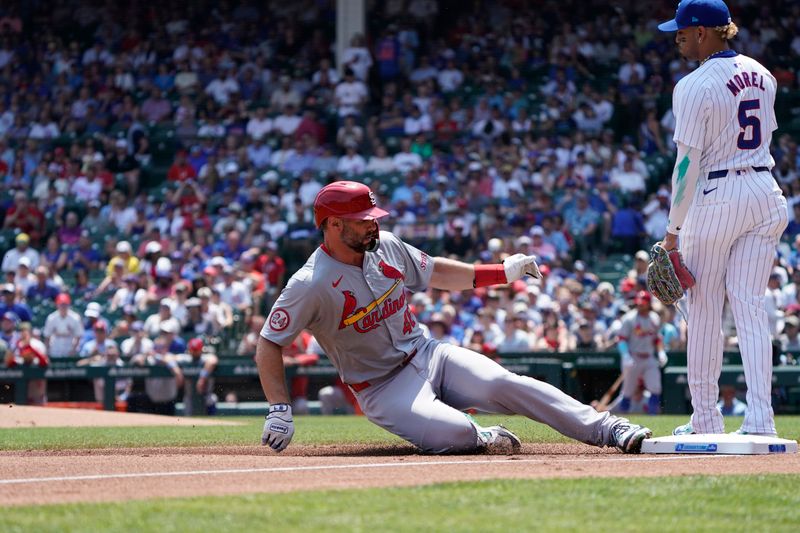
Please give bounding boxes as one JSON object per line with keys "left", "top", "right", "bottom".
{"left": 4, "top": 323, "right": 48, "bottom": 404}
{"left": 366, "top": 144, "right": 396, "bottom": 174}
{"left": 106, "top": 240, "right": 140, "bottom": 277}
{"left": 334, "top": 68, "right": 368, "bottom": 118}
{"left": 109, "top": 274, "right": 147, "bottom": 313}
{"left": 209, "top": 286, "right": 233, "bottom": 329}
{"left": 426, "top": 313, "right": 458, "bottom": 344}
{"left": 779, "top": 316, "right": 800, "bottom": 352}
{"left": 41, "top": 292, "right": 84, "bottom": 359}
{"left": 237, "top": 314, "right": 265, "bottom": 356}
{"left": 106, "top": 139, "right": 140, "bottom": 195}
{"left": 246, "top": 106, "right": 272, "bottom": 141}
{"left": 497, "top": 311, "right": 533, "bottom": 353}
{"left": 79, "top": 318, "right": 118, "bottom": 359}
{"left": 337, "top": 142, "right": 367, "bottom": 174}
{"left": 0, "top": 283, "right": 32, "bottom": 323}
{"left": 342, "top": 33, "right": 372, "bottom": 81}
{"left": 14, "top": 257, "right": 36, "bottom": 295}
{"left": 610, "top": 157, "right": 646, "bottom": 195}
{"left": 159, "top": 319, "right": 186, "bottom": 355}
{"left": 26, "top": 265, "right": 59, "bottom": 302}
{"left": 71, "top": 166, "right": 103, "bottom": 203}
{"left": 56, "top": 212, "right": 82, "bottom": 247}
{"left": 141, "top": 88, "right": 172, "bottom": 123}
{"left": 0, "top": 311, "right": 20, "bottom": 347}
{"left": 121, "top": 320, "right": 153, "bottom": 358}
{"left": 270, "top": 75, "right": 302, "bottom": 111}
{"left": 393, "top": 138, "right": 422, "bottom": 174}
{"left": 2, "top": 232, "right": 40, "bottom": 273}
{"left": 94, "top": 258, "right": 127, "bottom": 299}
{"left": 167, "top": 150, "right": 197, "bottom": 182}
{"left": 717, "top": 385, "right": 747, "bottom": 417}
{"left": 144, "top": 299, "right": 177, "bottom": 338}
{"left": 610, "top": 199, "right": 646, "bottom": 255}
{"left": 336, "top": 115, "right": 364, "bottom": 149}
{"left": 102, "top": 191, "right": 136, "bottom": 235}
{"left": 66, "top": 232, "right": 101, "bottom": 272}
{"left": 564, "top": 193, "right": 600, "bottom": 260}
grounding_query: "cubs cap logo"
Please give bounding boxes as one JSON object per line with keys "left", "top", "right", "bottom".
{"left": 269, "top": 308, "right": 290, "bottom": 331}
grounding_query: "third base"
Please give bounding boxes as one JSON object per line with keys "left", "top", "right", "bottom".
{"left": 641, "top": 433, "right": 798, "bottom": 455}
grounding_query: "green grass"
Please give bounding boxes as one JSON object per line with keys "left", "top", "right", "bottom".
{"left": 2, "top": 475, "right": 799, "bottom": 532}
{"left": 2, "top": 415, "right": 799, "bottom": 451}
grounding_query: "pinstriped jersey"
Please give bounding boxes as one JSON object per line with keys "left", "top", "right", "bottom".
{"left": 672, "top": 51, "right": 777, "bottom": 172}
{"left": 260, "top": 231, "right": 433, "bottom": 384}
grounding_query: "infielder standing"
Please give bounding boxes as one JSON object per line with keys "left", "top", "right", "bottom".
{"left": 256, "top": 181, "right": 651, "bottom": 454}
{"left": 657, "top": 0, "right": 788, "bottom": 436}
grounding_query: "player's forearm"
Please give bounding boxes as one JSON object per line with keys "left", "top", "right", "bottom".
{"left": 666, "top": 142, "right": 702, "bottom": 234}
{"left": 255, "top": 336, "right": 291, "bottom": 404}
{"left": 429, "top": 257, "right": 480, "bottom": 290}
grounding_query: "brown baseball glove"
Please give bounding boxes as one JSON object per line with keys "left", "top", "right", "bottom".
{"left": 646, "top": 244, "right": 695, "bottom": 305}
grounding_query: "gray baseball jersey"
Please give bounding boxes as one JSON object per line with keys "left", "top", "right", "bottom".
{"left": 617, "top": 310, "right": 661, "bottom": 357}
{"left": 261, "top": 231, "right": 432, "bottom": 384}
{"left": 618, "top": 310, "right": 662, "bottom": 400}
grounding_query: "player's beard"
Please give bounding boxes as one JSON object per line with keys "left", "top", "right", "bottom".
{"left": 341, "top": 221, "right": 380, "bottom": 253}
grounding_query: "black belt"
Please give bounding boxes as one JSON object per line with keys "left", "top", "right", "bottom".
{"left": 708, "top": 166, "right": 770, "bottom": 179}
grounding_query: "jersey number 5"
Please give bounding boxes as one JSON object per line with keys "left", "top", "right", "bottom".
{"left": 737, "top": 99, "right": 761, "bottom": 150}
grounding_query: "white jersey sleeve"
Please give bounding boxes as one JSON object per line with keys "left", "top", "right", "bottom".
{"left": 261, "top": 270, "right": 320, "bottom": 347}
{"left": 672, "top": 77, "right": 709, "bottom": 151}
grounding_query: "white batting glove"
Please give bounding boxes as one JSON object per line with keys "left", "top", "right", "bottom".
{"left": 503, "top": 254, "right": 542, "bottom": 282}
{"left": 262, "top": 403, "right": 294, "bottom": 452}
{"left": 658, "top": 351, "right": 669, "bottom": 368}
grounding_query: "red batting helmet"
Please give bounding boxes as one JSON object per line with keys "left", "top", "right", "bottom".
{"left": 313, "top": 181, "right": 389, "bottom": 228}
{"left": 634, "top": 290, "right": 652, "bottom": 305}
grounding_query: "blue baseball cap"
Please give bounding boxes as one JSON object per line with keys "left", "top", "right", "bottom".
{"left": 658, "top": 0, "right": 731, "bottom": 32}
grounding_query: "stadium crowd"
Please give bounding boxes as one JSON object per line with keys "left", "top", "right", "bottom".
{"left": 1, "top": 0, "right": 800, "bottom": 411}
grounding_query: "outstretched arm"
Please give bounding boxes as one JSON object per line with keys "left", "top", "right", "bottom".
{"left": 430, "top": 254, "right": 541, "bottom": 291}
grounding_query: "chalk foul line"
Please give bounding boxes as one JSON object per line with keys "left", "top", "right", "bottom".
{"left": 0, "top": 454, "right": 741, "bottom": 486}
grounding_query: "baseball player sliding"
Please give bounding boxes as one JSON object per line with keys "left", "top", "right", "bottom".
{"left": 657, "top": 0, "right": 788, "bottom": 436}
{"left": 256, "top": 181, "right": 652, "bottom": 454}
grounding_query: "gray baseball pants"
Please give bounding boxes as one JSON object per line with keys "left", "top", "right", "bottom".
{"left": 351, "top": 338, "right": 620, "bottom": 453}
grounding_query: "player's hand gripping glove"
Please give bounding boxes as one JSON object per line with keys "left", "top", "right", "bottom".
{"left": 503, "top": 254, "right": 542, "bottom": 282}
{"left": 262, "top": 403, "right": 294, "bottom": 452}
{"left": 646, "top": 244, "right": 695, "bottom": 305}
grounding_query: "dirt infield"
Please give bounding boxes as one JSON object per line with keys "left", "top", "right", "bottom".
{"left": 0, "top": 405, "right": 241, "bottom": 428}
{"left": 1, "top": 407, "right": 799, "bottom": 507}
{"left": 2, "top": 444, "right": 800, "bottom": 507}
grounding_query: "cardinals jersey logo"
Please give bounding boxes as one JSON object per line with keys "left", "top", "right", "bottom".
{"left": 338, "top": 261, "right": 407, "bottom": 333}
{"left": 633, "top": 322, "right": 655, "bottom": 338}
